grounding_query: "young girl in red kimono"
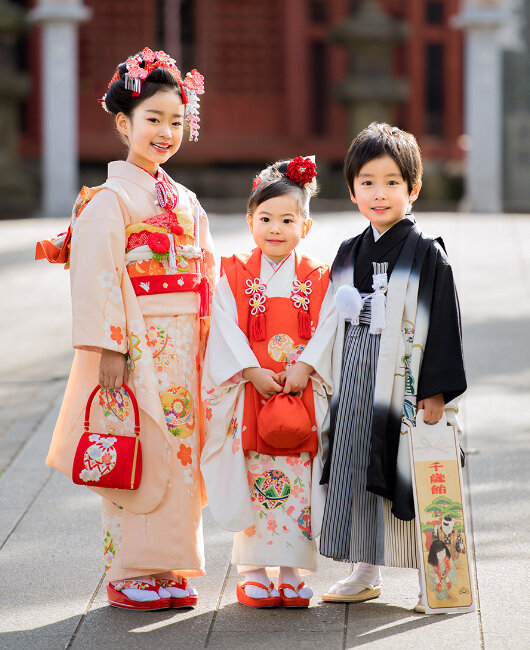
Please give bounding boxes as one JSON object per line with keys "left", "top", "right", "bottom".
{"left": 201, "top": 158, "right": 337, "bottom": 608}
{"left": 37, "top": 48, "right": 216, "bottom": 611}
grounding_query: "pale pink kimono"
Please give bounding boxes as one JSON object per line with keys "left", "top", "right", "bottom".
{"left": 46, "top": 161, "right": 216, "bottom": 580}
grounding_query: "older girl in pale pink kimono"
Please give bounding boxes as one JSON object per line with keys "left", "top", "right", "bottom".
{"left": 36, "top": 48, "right": 216, "bottom": 611}
{"left": 201, "top": 159, "right": 337, "bottom": 608}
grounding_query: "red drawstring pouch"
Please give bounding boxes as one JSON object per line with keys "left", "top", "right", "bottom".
{"left": 257, "top": 392, "right": 312, "bottom": 449}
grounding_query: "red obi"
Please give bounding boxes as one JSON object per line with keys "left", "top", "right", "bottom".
{"left": 222, "top": 248, "right": 329, "bottom": 458}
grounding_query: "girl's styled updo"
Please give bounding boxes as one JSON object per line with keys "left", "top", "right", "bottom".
{"left": 100, "top": 48, "right": 205, "bottom": 141}
{"left": 248, "top": 157, "right": 318, "bottom": 221}
{"left": 104, "top": 65, "right": 185, "bottom": 117}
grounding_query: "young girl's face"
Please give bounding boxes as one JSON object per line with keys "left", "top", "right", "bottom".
{"left": 436, "top": 549, "right": 446, "bottom": 564}
{"left": 116, "top": 89, "right": 185, "bottom": 175}
{"left": 247, "top": 193, "right": 311, "bottom": 264}
{"left": 351, "top": 154, "right": 421, "bottom": 235}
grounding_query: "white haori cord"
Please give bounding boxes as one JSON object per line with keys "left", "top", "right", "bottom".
{"left": 335, "top": 270, "right": 388, "bottom": 335}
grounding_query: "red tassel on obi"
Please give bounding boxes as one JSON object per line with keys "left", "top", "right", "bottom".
{"left": 199, "top": 276, "right": 209, "bottom": 317}
{"left": 251, "top": 313, "right": 266, "bottom": 341}
{"left": 298, "top": 309, "right": 312, "bottom": 340}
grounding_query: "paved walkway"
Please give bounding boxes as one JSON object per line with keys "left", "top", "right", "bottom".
{"left": 1, "top": 212, "right": 529, "bottom": 649}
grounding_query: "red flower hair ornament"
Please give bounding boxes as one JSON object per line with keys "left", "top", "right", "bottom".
{"left": 286, "top": 156, "right": 317, "bottom": 189}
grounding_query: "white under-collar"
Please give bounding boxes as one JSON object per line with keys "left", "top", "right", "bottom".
{"left": 262, "top": 251, "right": 292, "bottom": 270}
{"left": 372, "top": 225, "right": 383, "bottom": 242}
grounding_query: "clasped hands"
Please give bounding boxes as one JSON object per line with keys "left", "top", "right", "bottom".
{"left": 242, "top": 361, "right": 313, "bottom": 399}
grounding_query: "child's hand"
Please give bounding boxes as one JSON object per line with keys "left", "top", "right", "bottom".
{"left": 417, "top": 393, "right": 445, "bottom": 424}
{"left": 282, "top": 361, "right": 313, "bottom": 394}
{"left": 242, "top": 367, "right": 283, "bottom": 399}
{"left": 99, "top": 349, "right": 128, "bottom": 391}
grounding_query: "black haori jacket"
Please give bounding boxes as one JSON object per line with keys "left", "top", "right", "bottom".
{"left": 321, "top": 217, "right": 466, "bottom": 521}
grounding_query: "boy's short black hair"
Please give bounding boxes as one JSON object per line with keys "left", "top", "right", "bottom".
{"left": 344, "top": 122, "right": 423, "bottom": 195}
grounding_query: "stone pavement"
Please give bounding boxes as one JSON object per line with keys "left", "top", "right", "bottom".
{"left": 1, "top": 212, "right": 529, "bottom": 649}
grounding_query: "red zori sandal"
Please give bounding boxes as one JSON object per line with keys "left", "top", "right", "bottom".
{"left": 236, "top": 581, "right": 281, "bottom": 608}
{"left": 278, "top": 582, "right": 310, "bottom": 608}
{"left": 156, "top": 577, "right": 198, "bottom": 608}
{"left": 107, "top": 580, "right": 170, "bottom": 611}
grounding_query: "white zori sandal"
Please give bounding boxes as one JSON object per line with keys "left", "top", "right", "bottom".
{"left": 322, "top": 581, "right": 382, "bottom": 603}
{"left": 322, "top": 563, "right": 382, "bottom": 603}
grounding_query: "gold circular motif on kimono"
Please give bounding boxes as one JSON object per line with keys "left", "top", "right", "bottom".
{"left": 145, "top": 326, "right": 168, "bottom": 358}
{"left": 268, "top": 333, "right": 294, "bottom": 363}
{"left": 98, "top": 388, "right": 132, "bottom": 422}
{"left": 251, "top": 469, "right": 291, "bottom": 510}
{"left": 160, "top": 386, "right": 195, "bottom": 437}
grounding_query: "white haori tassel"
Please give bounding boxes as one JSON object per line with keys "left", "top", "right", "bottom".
{"left": 369, "top": 271, "right": 388, "bottom": 334}
{"left": 335, "top": 284, "right": 363, "bottom": 324}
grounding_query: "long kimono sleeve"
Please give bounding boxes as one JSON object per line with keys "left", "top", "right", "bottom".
{"left": 206, "top": 275, "right": 259, "bottom": 385}
{"left": 297, "top": 282, "right": 337, "bottom": 393}
{"left": 69, "top": 190, "right": 128, "bottom": 355}
{"left": 417, "top": 245, "right": 467, "bottom": 404}
{"left": 194, "top": 199, "right": 217, "bottom": 364}
{"left": 200, "top": 275, "right": 256, "bottom": 531}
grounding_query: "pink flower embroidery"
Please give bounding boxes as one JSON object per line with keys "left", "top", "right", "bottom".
{"left": 205, "top": 406, "right": 212, "bottom": 421}
{"left": 286, "top": 506, "right": 295, "bottom": 516}
{"left": 286, "top": 456, "right": 299, "bottom": 467}
{"left": 267, "top": 519, "right": 278, "bottom": 531}
{"left": 232, "top": 438, "right": 240, "bottom": 454}
{"left": 244, "top": 525, "right": 256, "bottom": 537}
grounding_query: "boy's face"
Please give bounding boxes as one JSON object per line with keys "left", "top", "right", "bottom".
{"left": 247, "top": 193, "right": 312, "bottom": 264}
{"left": 350, "top": 155, "right": 421, "bottom": 235}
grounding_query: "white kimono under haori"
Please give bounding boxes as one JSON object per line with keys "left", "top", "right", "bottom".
{"left": 201, "top": 249, "right": 337, "bottom": 572}
{"left": 40, "top": 161, "right": 216, "bottom": 581}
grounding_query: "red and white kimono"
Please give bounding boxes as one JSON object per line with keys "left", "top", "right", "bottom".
{"left": 43, "top": 161, "right": 216, "bottom": 581}
{"left": 201, "top": 248, "right": 336, "bottom": 572}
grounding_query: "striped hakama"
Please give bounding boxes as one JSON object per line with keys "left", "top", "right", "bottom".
{"left": 320, "top": 292, "right": 419, "bottom": 568}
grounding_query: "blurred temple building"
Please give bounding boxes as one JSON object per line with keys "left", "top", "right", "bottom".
{"left": 7, "top": 0, "right": 528, "bottom": 215}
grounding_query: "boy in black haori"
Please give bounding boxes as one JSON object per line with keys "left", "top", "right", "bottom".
{"left": 319, "top": 123, "right": 466, "bottom": 611}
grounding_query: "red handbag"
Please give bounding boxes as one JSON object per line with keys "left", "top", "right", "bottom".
{"left": 72, "top": 384, "right": 142, "bottom": 490}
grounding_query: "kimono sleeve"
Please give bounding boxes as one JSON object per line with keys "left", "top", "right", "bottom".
{"left": 204, "top": 275, "right": 259, "bottom": 387}
{"left": 297, "top": 282, "right": 337, "bottom": 393}
{"left": 69, "top": 189, "right": 127, "bottom": 354}
{"left": 417, "top": 245, "right": 467, "bottom": 404}
{"left": 197, "top": 200, "right": 217, "bottom": 310}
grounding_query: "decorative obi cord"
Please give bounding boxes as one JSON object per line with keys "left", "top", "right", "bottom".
{"left": 335, "top": 262, "right": 388, "bottom": 335}
{"left": 125, "top": 179, "right": 209, "bottom": 316}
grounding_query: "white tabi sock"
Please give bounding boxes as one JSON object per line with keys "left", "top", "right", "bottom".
{"left": 279, "top": 567, "right": 313, "bottom": 599}
{"left": 242, "top": 568, "right": 279, "bottom": 599}
{"left": 328, "top": 562, "right": 382, "bottom": 596}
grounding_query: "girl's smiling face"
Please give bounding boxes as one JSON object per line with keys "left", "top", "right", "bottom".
{"left": 116, "top": 89, "right": 185, "bottom": 175}
{"left": 247, "top": 193, "right": 312, "bottom": 264}
{"left": 351, "top": 154, "right": 421, "bottom": 234}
